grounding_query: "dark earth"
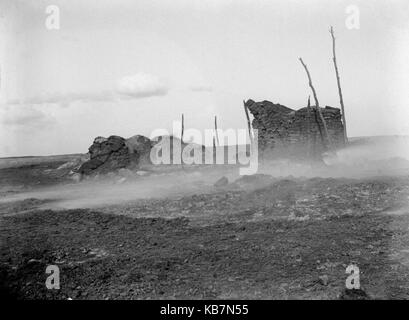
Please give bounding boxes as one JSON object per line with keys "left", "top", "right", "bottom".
{"left": 1, "top": 156, "right": 409, "bottom": 300}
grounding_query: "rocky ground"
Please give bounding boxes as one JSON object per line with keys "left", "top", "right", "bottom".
{"left": 1, "top": 156, "right": 409, "bottom": 299}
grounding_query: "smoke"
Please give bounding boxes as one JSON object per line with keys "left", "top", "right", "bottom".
{"left": 1, "top": 136, "right": 408, "bottom": 211}
{"left": 0, "top": 165, "right": 240, "bottom": 210}
{"left": 322, "top": 136, "right": 409, "bottom": 176}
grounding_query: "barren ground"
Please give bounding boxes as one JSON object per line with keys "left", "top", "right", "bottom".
{"left": 1, "top": 154, "right": 409, "bottom": 300}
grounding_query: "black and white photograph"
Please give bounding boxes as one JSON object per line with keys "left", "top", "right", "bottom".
{"left": 1, "top": 0, "right": 409, "bottom": 306}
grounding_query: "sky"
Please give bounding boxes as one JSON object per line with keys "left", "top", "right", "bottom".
{"left": 0, "top": 0, "right": 408, "bottom": 156}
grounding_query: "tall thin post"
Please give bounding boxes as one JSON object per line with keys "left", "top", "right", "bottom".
{"left": 330, "top": 26, "right": 348, "bottom": 144}
{"left": 213, "top": 136, "right": 216, "bottom": 161}
{"left": 214, "top": 115, "right": 220, "bottom": 146}
{"left": 243, "top": 100, "right": 254, "bottom": 146}
{"left": 306, "top": 95, "right": 313, "bottom": 160}
{"left": 299, "top": 57, "right": 333, "bottom": 150}
{"left": 181, "top": 113, "right": 184, "bottom": 143}
{"left": 306, "top": 95, "right": 311, "bottom": 138}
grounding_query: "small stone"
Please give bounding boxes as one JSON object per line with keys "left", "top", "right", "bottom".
{"left": 339, "top": 288, "right": 370, "bottom": 300}
{"left": 116, "top": 177, "right": 127, "bottom": 184}
{"left": 319, "top": 275, "right": 329, "bottom": 286}
{"left": 27, "top": 259, "right": 41, "bottom": 264}
{"left": 71, "top": 173, "right": 82, "bottom": 183}
{"left": 214, "top": 176, "right": 228, "bottom": 187}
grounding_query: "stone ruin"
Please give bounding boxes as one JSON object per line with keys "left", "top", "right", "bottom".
{"left": 77, "top": 134, "right": 192, "bottom": 176}
{"left": 78, "top": 135, "right": 152, "bottom": 175}
{"left": 76, "top": 99, "right": 345, "bottom": 176}
{"left": 245, "top": 99, "right": 345, "bottom": 159}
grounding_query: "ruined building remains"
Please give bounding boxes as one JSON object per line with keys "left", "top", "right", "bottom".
{"left": 245, "top": 99, "right": 345, "bottom": 158}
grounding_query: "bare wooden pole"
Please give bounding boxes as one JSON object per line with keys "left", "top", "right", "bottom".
{"left": 330, "top": 26, "right": 348, "bottom": 144}
{"left": 306, "top": 95, "right": 313, "bottom": 159}
{"left": 306, "top": 95, "right": 311, "bottom": 133}
{"left": 243, "top": 100, "right": 254, "bottom": 145}
{"left": 214, "top": 115, "right": 220, "bottom": 146}
{"left": 181, "top": 113, "right": 184, "bottom": 143}
{"left": 299, "top": 57, "right": 333, "bottom": 150}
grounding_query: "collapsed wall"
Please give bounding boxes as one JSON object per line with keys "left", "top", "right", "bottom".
{"left": 77, "top": 134, "right": 200, "bottom": 176}
{"left": 245, "top": 99, "right": 345, "bottom": 158}
{"left": 78, "top": 135, "right": 152, "bottom": 175}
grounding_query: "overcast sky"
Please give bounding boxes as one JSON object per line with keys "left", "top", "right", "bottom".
{"left": 0, "top": 0, "right": 408, "bottom": 156}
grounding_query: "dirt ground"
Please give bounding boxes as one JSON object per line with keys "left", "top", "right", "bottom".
{"left": 1, "top": 157, "right": 409, "bottom": 300}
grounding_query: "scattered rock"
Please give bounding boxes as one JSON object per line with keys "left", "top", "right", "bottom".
{"left": 118, "top": 168, "right": 135, "bottom": 178}
{"left": 70, "top": 173, "right": 82, "bottom": 183}
{"left": 116, "top": 177, "right": 127, "bottom": 184}
{"left": 232, "top": 174, "right": 275, "bottom": 189}
{"left": 27, "top": 259, "right": 42, "bottom": 264}
{"left": 214, "top": 176, "right": 229, "bottom": 187}
{"left": 318, "top": 275, "right": 329, "bottom": 286}
{"left": 339, "top": 288, "right": 370, "bottom": 300}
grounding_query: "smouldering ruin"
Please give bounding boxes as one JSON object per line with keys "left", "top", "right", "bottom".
{"left": 245, "top": 99, "right": 345, "bottom": 158}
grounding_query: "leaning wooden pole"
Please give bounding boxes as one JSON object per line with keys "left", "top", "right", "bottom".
{"left": 299, "top": 57, "right": 333, "bottom": 150}
{"left": 330, "top": 26, "right": 348, "bottom": 145}
{"left": 243, "top": 100, "right": 254, "bottom": 145}
{"left": 214, "top": 115, "right": 220, "bottom": 146}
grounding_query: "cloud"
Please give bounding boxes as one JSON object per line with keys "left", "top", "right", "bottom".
{"left": 0, "top": 105, "right": 55, "bottom": 128}
{"left": 5, "top": 91, "right": 115, "bottom": 108}
{"left": 116, "top": 73, "right": 169, "bottom": 98}
{"left": 4, "top": 73, "right": 169, "bottom": 108}
{"left": 189, "top": 85, "right": 213, "bottom": 92}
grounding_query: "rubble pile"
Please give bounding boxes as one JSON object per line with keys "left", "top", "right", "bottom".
{"left": 77, "top": 134, "right": 193, "bottom": 176}
{"left": 79, "top": 135, "right": 136, "bottom": 175}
